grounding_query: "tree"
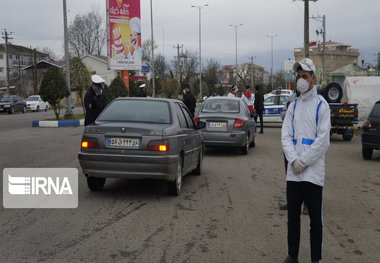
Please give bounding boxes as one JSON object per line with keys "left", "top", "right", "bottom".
{"left": 236, "top": 63, "right": 251, "bottom": 87}
{"left": 104, "top": 76, "right": 128, "bottom": 105}
{"left": 160, "top": 79, "right": 180, "bottom": 99}
{"left": 68, "top": 10, "right": 106, "bottom": 57}
{"left": 204, "top": 59, "right": 221, "bottom": 96}
{"left": 142, "top": 39, "right": 158, "bottom": 64}
{"left": 39, "top": 68, "right": 69, "bottom": 120}
{"left": 70, "top": 57, "right": 91, "bottom": 113}
{"left": 37, "top": 47, "right": 59, "bottom": 61}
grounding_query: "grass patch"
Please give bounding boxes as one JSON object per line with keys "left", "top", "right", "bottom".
{"left": 44, "top": 114, "right": 85, "bottom": 121}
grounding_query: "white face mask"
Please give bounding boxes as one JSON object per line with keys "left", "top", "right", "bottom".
{"left": 296, "top": 78, "right": 310, "bottom": 93}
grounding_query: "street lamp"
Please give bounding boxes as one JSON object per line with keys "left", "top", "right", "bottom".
{"left": 267, "top": 34, "right": 278, "bottom": 91}
{"left": 191, "top": 4, "right": 208, "bottom": 100}
{"left": 229, "top": 24, "right": 243, "bottom": 83}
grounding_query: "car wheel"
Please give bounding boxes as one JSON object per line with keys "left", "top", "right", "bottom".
{"left": 87, "top": 177, "right": 106, "bottom": 191}
{"left": 36, "top": 106, "right": 40, "bottom": 112}
{"left": 249, "top": 136, "right": 256, "bottom": 148}
{"left": 362, "top": 146, "right": 373, "bottom": 160}
{"left": 167, "top": 156, "right": 183, "bottom": 196}
{"left": 8, "top": 107, "right": 14, "bottom": 114}
{"left": 241, "top": 135, "right": 249, "bottom": 155}
{"left": 192, "top": 151, "right": 203, "bottom": 176}
{"left": 22, "top": 106, "right": 26, "bottom": 113}
{"left": 44, "top": 106, "right": 48, "bottom": 111}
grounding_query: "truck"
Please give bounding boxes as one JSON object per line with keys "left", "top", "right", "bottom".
{"left": 317, "top": 76, "right": 380, "bottom": 141}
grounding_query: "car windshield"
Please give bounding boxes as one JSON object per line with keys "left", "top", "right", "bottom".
{"left": 371, "top": 103, "right": 380, "bottom": 117}
{"left": 0, "top": 96, "right": 12, "bottom": 102}
{"left": 27, "top": 97, "right": 39, "bottom": 101}
{"left": 98, "top": 100, "right": 172, "bottom": 124}
{"left": 201, "top": 99, "right": 240, "bottom": 113}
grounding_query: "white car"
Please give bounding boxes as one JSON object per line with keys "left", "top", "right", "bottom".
{"left": 26, "top": 95, "right": 49, "bottom": 112}
{"left": 263, "top": 93, "right": 290, "bottom": 122}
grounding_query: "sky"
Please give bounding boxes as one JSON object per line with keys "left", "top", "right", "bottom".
{"left": 1, "top": 0, "right": 379, "bottom": 73}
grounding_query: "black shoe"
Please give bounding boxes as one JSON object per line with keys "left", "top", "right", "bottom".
{"left": 279, "top": 203, "right": 288, "bottom": 210}
{"left": 282, "top": 256, "right": 299, "bottom": 263}
{"left": 311, "top": 261, "right": 319, "bottom": 263}
{"left": 259, "top": 130, "right": 263, "bottom": 134}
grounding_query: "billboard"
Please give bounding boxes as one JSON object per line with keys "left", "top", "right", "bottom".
{"left": 106, "top": 0, "right": 141, "bottom": 70}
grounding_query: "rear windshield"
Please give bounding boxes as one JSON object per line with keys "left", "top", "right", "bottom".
{"left": 371, "top": 103, "right": 380, "bottom": 117}
{"left": 98, "top": 100, "right": 172, "bottom": 124}
{"left": 27, "top": 97, "right": 39, "bottom": 101}
{"left": 201, "top": 99, "right": 240, "bottom": 113}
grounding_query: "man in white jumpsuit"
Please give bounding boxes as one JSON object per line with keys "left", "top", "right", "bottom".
{"left": 281, "top": 58, "right": 331, "bottom": 263}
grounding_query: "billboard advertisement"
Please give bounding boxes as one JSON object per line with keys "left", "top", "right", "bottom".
{"left": 107, "top": 0, "right": 141, "bottom": 70}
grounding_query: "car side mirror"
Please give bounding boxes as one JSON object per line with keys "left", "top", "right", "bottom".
{"left": 195, "top": 121, "right": 206, "bottom": 130}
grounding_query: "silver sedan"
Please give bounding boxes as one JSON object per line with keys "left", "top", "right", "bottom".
{"left": 195, "top": 97, "right": 256, "bottom": 155}
{"left": 78, "top": 98, "right": 205, "bottom": 196}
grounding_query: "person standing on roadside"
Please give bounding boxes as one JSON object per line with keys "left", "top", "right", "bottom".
{"left": 84, "top": 75, "right": 106, "bottom": 126}
{"left": 182, "top": 83, "right": 196, "bottom": 117}
{"left": 281, "top": 58, "right": 331, "bottom": 263}
{"left": 241, "top": 85, "right": 255, "bottom": 113}
{"left": 254, "top": 84, "right": 264, "bottom": 134}
{"left": 227, "top": 85, "right": 238, "bottom": 97}
{"left": 136, "top": 83, "right": 148, "bottom": 97}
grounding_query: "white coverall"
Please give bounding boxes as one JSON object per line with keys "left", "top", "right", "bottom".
{"left": 281, "top": 87, "right": 331, "bottom": 187}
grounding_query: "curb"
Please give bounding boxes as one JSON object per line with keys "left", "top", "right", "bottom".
{"left": 32, "top": 119, "right": 84, "bottom": 127}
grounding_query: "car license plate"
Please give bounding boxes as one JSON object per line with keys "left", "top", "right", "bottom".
{"left": 108, "top": 137, "right": 139, "bottom": 147}
{"left": 208, "top": 122, "right": 226, "bottom": 128}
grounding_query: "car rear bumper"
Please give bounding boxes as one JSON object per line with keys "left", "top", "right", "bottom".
{"left": 78, "top": 152, "right": 179, "bottom": 181}
{"left": 202, "top": 131, "right": 246, "bottom": 147}
{"left": 362, "top": 133, "right": 380, "bottom": 148}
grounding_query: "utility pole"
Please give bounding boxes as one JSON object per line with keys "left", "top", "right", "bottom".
{"left": 295, "top": 0, "right": 318, "bottom": 58}
{"left": 2, "top": 29, "right": 13, "bottom": 94}
{"left": 33, "top": 49, "right": 37, "bottom": 94}
{"left": 249, "top": 56, "right": 256, "bottom": 88}
{"left": 267, "top": 34, "right": 278, "bottom": 91}
{"left": 173, "top": 44, "right": 183, "bottom": 85}
{"left": 150, "top": 0, "right": 156, "bottom": 97}
{"left": 63, "top": 0, "right": 73, "bottom": 118}
{"left": 312, "top": 14, "right": 326, "bottom": 83}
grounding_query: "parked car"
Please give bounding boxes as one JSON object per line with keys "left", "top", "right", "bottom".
{"left": 78, "top": 98, "right": 205, "bottom": 196}
{"left": 0, "top": 95, "right": 26, "bottom": 114}
{"left": 263, "top": 93, "right": 290, "bottom": 122}
{"left": 362, "top": 100, "right": 380, "bottom": 160}
{"left": 26, "top": 95, "right": 49, "bottom": 112}
{"left": 195, "top": 97, "right": 256, "bottom": 155}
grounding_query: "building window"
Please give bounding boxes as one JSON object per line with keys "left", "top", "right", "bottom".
{"left": 0, "top": 54, "right": 3, "bottom": 59}
{"left": 0, "top": 68, "right": 3, "bottom": 72}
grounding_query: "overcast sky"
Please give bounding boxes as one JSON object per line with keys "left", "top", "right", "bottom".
{"left": 1, "top": 0, "right": 379, "bottom": 72}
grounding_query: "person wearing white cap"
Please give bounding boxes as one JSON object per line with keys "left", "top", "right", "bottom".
{"left": 135, "top": 83, "right": 147, "bottom": 97}
{"left": 281, "top": 58, "right": 330, "bottom": 263}
{"left": 84, "top": 74, "right": 106, "bottom": 126}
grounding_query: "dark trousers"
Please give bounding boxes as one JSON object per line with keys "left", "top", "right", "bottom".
{"left": 254, "top": 111, "right": 263, "bottom": 131}
{"left": 287, "top": 181, "right": 323, "bottom": 261}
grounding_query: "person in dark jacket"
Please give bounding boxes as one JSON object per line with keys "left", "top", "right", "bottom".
{"left": 84, "top": 75, "right": 106, "bottom": 126}
{"left": 182, "top": 83, "right": 196, "bottom": 117}
{"left": 254, "top": 84, "right": 264, "bottom": 133}
{"left": 135, "top": 83, "right": 148, "bottom": 97}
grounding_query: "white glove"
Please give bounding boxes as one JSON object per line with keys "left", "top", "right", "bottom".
{"left": 291, "top": 158, "right": 306, "bottom": 175}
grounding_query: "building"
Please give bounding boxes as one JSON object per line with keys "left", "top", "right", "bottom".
{"left": 294, "top": 41, "right": 360, "bottom": 82}
{"left": 81, "top": 55, "right": 118, "bottom": 86}
{"left": 0, "top": 43, "right": 49, "bottom": 88}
